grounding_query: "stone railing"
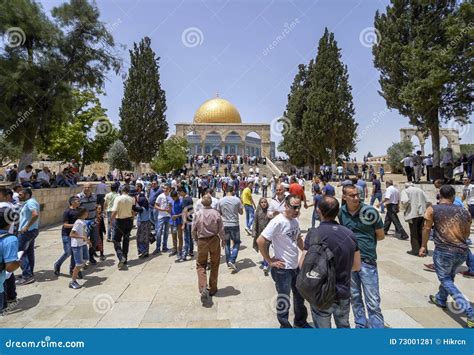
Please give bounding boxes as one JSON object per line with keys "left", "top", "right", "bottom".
{"left": 265, "top": 157, "right": 282, "bottom": 176}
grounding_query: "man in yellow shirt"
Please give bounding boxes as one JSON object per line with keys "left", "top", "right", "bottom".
{"left": 241, "top": 181, "right": 256, "bottom": 235}
{"left": 111, "top": 185, "right": 135, "bottom": 269}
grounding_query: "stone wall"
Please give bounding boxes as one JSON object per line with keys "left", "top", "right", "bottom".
{"left": 35, "top": 184, "right": 110, "bottom": 228}
{"left": 34, "top": 186, "right": 84, "bottom": 227}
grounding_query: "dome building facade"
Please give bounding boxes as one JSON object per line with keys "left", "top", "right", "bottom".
{"left": 175, "top": 95, "right": 275, "bottom": 158}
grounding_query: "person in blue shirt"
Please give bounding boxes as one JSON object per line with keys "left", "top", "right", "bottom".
{"left": 0, "top": 206, "right": 20, "bottom": 312}
{"left": 16, "top": 188, "right": 40, "bottom": 286}
{"left": 321, "top": 180, "right": 335, "bottom": 197}
{"left": 170, "top": 190, "right": 184, "bottom": 262}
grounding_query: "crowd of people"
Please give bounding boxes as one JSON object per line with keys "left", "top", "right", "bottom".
{"left": 0, "top": 161, "right": 473, "bottom": 329}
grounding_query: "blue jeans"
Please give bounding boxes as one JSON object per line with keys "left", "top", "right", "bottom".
{"left": 270, "top": 268, "right": 309, "bottom": 328}
{"left": 224, "top": 226, "right": 241, "bottom": 264}
{"left": 155, "top": 215, "right": 170, "bottom": 251}
{"left": 0, "top": 292, "right": 4, "bottom": 312}
{"left": 183, "top": 224, "right": 193, "bottom": 255}
{"left": 370, "top": 193, "right": 385, "bottom": 213}
{"left": 311, "top": 209, "right": 320, "bottom": 228}
{"left": 71, "top": 245, "right": 89, "bottom": 266}
{"left": 18, "top": 229, "right": 39, "bottom": 279}
{"left": 467, "top": 249, "right": 474, "bottom": 273}
{"left": 106, "top": 211, "right": 116, "bottom": 241}
{"left": 351, "top": 262, "right": 384, "bottom": 328}
{"left": 244, "top": 205, "right": 254, "bottom": 230}
{"left": 55, "top": 235, "right": 75, "bottom": 271}
{"left": 433, "top": 249, "right": 474, "bottom": 320}
{"left": 311, "top": 298, "right": 351, "bottom": 328}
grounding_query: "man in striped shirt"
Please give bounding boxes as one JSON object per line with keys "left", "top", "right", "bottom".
{"left": 77, "top": 183, "right": 98, "bottom": 265}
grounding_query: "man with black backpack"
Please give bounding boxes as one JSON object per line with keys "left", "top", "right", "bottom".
{"left": 298, "top": 196, "right": 360, "bottom": 328}
{"left": 257, "top": 194, "right": 310, "bottom": 328}
{"left": 339, "top": 184, "right": 385, "bottom": 328}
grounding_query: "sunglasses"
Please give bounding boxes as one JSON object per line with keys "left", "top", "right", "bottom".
{"left": 289, "top": 204, "right": 301, "bottom": 210}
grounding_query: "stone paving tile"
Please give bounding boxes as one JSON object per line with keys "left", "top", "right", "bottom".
{"left": 383, "top": 309, "right": 423, "bottom": 328}
{"left": 1, "top": 191, "right": 471, "bottom": 328}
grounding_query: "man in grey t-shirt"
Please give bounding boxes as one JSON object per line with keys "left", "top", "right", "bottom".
{"left": 217, "top": 186, "right": 243, "bottom": 272}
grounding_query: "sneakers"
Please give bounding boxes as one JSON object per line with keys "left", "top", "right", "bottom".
{"left": 151, "top": 249, "right": 161, "bottom": 256}
{"left": 228, "top": 262, "right": 237, "bottom": 272}
{"left": 461, "top": 271, "right": 474, "bottom": 278}
{"left": 169, "top": 250, "right": 178, "bottom": 256}
{"left": 88, "top": 258, "right": 97, "bottom": 265}
{"left": 99, "top": 255, "right": 106, "bottom": 261}
{"left": 200, "top": 288, "right": 210, "bottom": 304}
{"left": 467, "top": 319, "right": 474, "bottom": 328}
{"left": 263, "top": 266, "right": 269, "bottom": 276}
{"left": 15, "top": 277, "right": 35, "bottom": 286}
{"left": 69, "top": 281, "right": 82, "bottom": 289}
{"left": 162, "top": 247, "right": 170, "bottom": 253}
{"left": 429, "top": 295, "right": 446, "bottom": 309}
{"left": 53, "top": 263, "right": 60, "bottom": 276}
{"left": 118, "top": 257, "right": 127, "bottom": 270}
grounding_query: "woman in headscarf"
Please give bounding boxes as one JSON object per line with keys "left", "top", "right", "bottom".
{"left": 134, "top": 194, "right": 152, "bottom": 258}
{"left": 252, "top": 197, "right": 271, "bottom": 275}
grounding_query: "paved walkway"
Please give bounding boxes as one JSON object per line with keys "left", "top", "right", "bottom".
{"left": 1, "top": 193, "right": 473, "bottom": 328}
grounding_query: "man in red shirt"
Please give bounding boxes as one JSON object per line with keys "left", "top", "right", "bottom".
{"left": 289, "top": 176, "right": 307, "bottom": 209}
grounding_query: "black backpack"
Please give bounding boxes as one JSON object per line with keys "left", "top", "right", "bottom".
{"left": 296, "top": 228, "right": 336, "bottom": 310}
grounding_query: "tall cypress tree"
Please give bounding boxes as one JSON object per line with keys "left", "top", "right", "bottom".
{"left": 303, "top": 28, "right": 357, "bottom": 171}
{"left": 119, "top": 36, "right": 168, "bottom": 172}
{"left": 280, "top": 63, "right": 312, "bottom": 167}
{"left": 373, "top": 0, "right": 472, "bottom": 168}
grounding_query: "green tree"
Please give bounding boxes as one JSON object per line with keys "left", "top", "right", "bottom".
{"left": 0, "top": 134, "right": 21, "bottom": 167}
{"left": 151, "top": 136, "right": 188, "bottom": 174}
{"left": 40, "top": 89, "right": 117, "bottom": 172}
{"left": 303, "top": 28, "right": 358, "bottom": 170}
{"left": 279, "top": 63, "right": 322, "bottom": 168}
{"left": 119, "top": 36, "right": 168, "bottom": 173}
{"left": 107, "top": 140, "right": 132, "bottom": 171}
{"left": 0, "top": 0, "right": 120, "bottom": 170}
{"left": 386, "top": 140, "right": 414, "bottom": 173}
{"left": 373, "top": 1, "right": 473, "bottom": 168}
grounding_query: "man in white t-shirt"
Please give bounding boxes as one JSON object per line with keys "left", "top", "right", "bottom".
{"left": 152, "top": 184, "right": 172, "bottom": 254}
{"left": 257, "top": 194, "right": 310, "bottom": 328}
{"left": 261, "top": 175, "right": 269, "bottom": 198}
{"left": 268, "top": 183, "right": 289, "bottom": 219}
{"left": 462, "top": 177, "right": 474, "bottom": 218}
{"left": 18, "top": 165, "right": 34, "bottom": 188}
{"left": 381, "top": 180, "right": 409, "bottom": 239}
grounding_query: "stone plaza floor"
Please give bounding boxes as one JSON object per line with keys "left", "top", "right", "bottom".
{"left": 1, "top": 192, "right": 473, "bottom": 328}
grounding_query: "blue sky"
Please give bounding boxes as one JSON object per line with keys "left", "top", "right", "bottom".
{"left": 41, "top": 0, "right": 473, "bottom": 159}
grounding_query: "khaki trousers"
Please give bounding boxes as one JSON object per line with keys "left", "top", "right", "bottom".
{"left": 196, "top": 236, "right": 220, "bottom": 294}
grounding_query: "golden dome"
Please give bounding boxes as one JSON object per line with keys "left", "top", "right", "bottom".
{"left": 193, "top": 96, "right": 242, "bottom": 124}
